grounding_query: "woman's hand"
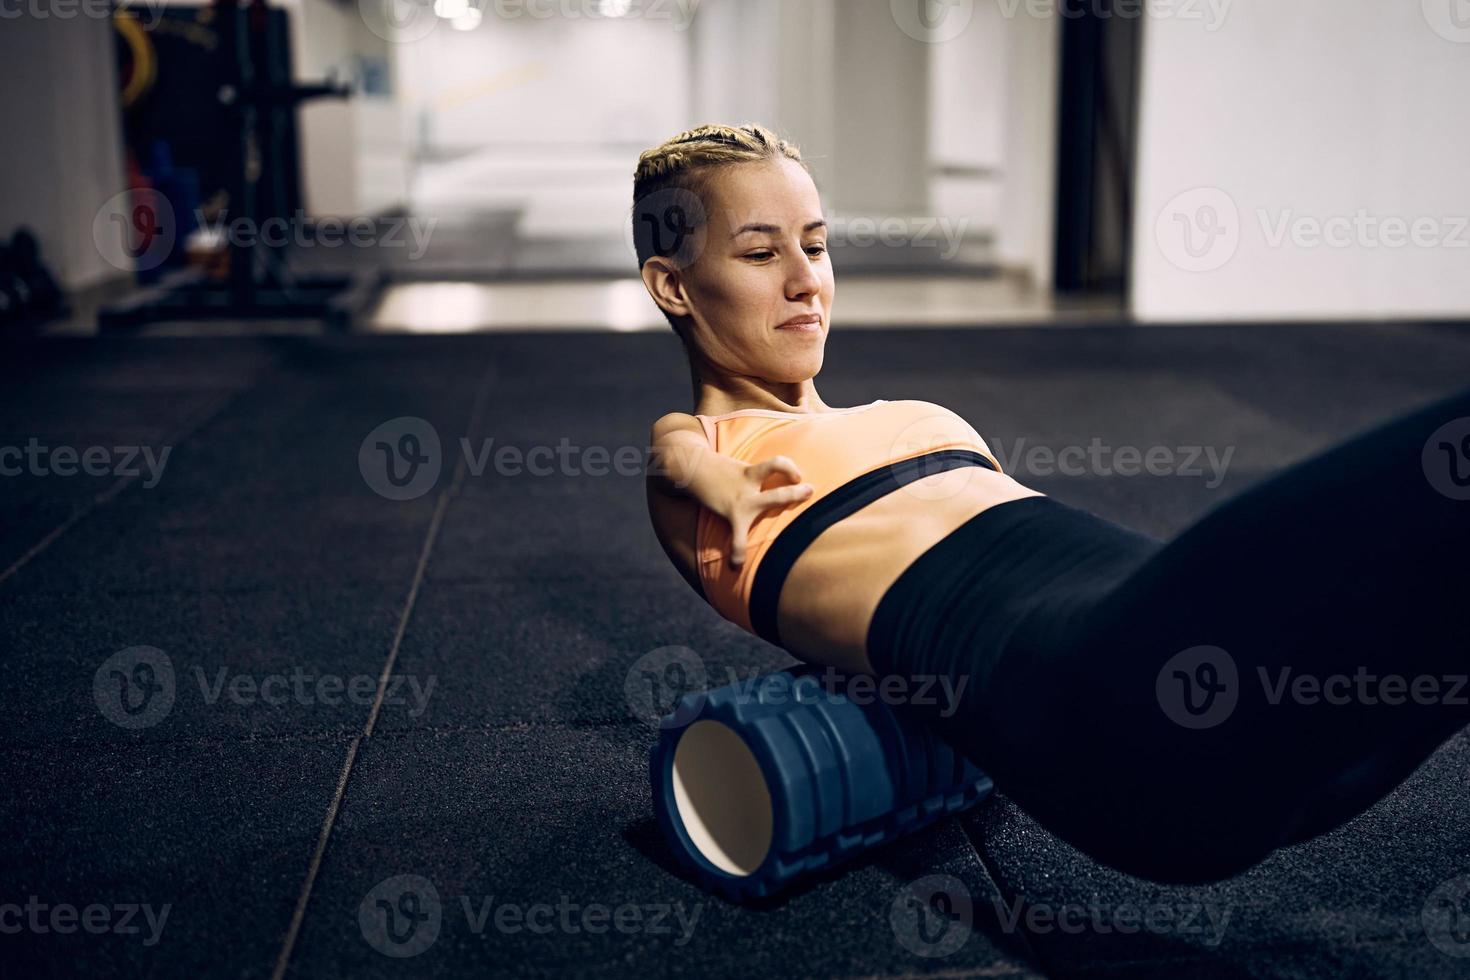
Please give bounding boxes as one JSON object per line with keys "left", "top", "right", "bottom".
{"left": 717, "top": 456, "right": 814, "bottom": 568}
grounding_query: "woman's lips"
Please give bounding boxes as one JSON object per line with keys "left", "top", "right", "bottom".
{"left": 777, "top": 317, "right": 822, "bottom": 333}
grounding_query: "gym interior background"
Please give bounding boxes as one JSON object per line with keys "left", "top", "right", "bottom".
{"left": 2, "top": 0, "right": 1470, "bottom": 977}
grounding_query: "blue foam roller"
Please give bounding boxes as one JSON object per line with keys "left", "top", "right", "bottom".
{"left": 648, "top": 668, "right": 994, "bottom": 902}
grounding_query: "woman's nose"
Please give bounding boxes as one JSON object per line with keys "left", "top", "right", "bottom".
{"left": 784, "top": 246, "right": 822, "bottom": 298}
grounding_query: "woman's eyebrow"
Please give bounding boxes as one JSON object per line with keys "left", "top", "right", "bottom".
{"left": 732, "top": 220, "right": 829, "bottom": 236}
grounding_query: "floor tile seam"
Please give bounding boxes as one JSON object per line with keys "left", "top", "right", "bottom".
{"left": 0, "top": 358, "right": 285, "bottom": 588}
{"left": 268, "top": 357, "right": 496, "bottom": 980}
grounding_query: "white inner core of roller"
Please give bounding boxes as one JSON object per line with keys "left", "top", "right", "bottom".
{"left": 670, "top": 720, "right": 774, "bottom": 877}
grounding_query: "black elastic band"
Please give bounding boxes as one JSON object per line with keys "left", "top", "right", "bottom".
{"left": 748, "top": 450, "right": 999, "bottom": 647}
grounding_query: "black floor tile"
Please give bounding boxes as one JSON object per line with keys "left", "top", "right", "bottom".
{"left": 0, "top": 588, "right": 409, "bottom": 745}
{"left": 0, "top": 737, "right": 350, "bottom": 980}
{"left": 283, "top": 726, "right": 1041, "bottom": 979}
{"left": 961, "top": 732, "right": 1470, "bottom": 978}
{"left": 4, "top": 494, "right": 439, "bottom": 595}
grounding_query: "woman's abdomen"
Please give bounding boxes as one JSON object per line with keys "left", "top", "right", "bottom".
{"left": 774, "top": 466, "right": 1045, "bottom": 674}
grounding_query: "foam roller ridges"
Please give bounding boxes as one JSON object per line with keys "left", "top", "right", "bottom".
{"left": 649, "top": 668, "right": 994, "bottom": 902}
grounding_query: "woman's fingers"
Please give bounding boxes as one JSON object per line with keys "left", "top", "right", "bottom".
{"left": 749, "top": 455, "right": 803, "bottom": 486}
{"left": 755, "top": 483, "right": 814, "bottom": 509}
{"left": 727, "top": 483, "right": 814, "bottom": 568}
{"left": 730, "top": 518, "right": 748, "bottom": 568}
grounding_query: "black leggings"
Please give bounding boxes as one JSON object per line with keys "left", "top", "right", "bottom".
{"left": 866, "top": 385, "right": 1470, "bottom": 883}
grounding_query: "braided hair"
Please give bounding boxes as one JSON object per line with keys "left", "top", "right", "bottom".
{"left": 631, "top": 123, "right": 809, "bottom": 273}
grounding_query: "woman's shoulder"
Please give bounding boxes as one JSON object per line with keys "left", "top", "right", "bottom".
{"left": 877, "top": 398, "right": 964, "bottom": 417}
{"left": 650, "top": 411, "right": 704, "bottom": 439}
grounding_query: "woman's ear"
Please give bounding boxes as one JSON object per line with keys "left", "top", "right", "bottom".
{"left": 641, "top": 257, "right": 693, "bottom": 319}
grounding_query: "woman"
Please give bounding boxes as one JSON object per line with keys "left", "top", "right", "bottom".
{"left": 638, "top": 123, "right": 1470, "bottom": 884}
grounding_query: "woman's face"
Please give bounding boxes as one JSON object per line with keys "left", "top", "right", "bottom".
{"left": 663, "top": 157, "right": 834, "bottom": 384}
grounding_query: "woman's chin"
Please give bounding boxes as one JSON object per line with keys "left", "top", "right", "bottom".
{"left": 765, "top": 352, "right": 824, "bottom": 383}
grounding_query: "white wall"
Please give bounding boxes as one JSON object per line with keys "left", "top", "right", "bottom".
{"left": 690, "top": 0, "right": 1056, "bottom": 281}
{"left": 928, "top": 2, "right": 1059, "bottom": 287}
{"left": 831, "top": 0, "right": 929, "bottom": 215}
{"left": 1132, "top": 0, "right": 1470, "bottom": 320}
{"left": 283, "top": 0, "right": 410, "bottom": 216}
{"left": 996, "top": 6, "right": 1059, "bottom": 289}
{"left": 0, "top": 17, "right": 127, "bottom": 290}
{"left": 395, "top": 10, "right": 691, "bottom": 151}
{"left": 691, "top": 0, "right": 836, "bottom": 196}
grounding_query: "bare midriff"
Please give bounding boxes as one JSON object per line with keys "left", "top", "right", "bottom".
{"left": 771, "top": 467, "right": 1045, "bottom": 675}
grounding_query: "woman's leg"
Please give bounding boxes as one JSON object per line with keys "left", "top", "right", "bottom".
{"left": 869, "top": 385, "right": 1470, "bottom": 883}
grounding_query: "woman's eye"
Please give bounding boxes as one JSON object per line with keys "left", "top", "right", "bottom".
{"left": 744, "top": 246, "right": 825, "bottom": 260}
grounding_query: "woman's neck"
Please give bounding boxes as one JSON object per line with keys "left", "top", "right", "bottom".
{"left": 691, "top": 377, "right": 830, "bottom": 416}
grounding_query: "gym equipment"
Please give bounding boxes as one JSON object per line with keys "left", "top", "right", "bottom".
{"left": 649, "top": 667, "right": 994, "bottom": 902}
{"left": 100, "top": 0, "right": 383, "bottom": 332}
{"left": 0, "top": 229, "right": 67, "bottom": 330}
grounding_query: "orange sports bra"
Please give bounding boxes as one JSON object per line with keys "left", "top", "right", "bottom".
{"left": 692, "top": 399, "right": 1002, "bottom": 646}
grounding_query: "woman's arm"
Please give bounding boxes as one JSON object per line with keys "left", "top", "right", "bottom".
{"left": 647, "top": 413, "right": 813, "bottom": 568}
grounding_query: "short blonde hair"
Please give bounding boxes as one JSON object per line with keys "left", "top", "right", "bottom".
{"left": 631, "top": 122, "right": 809, "bottom": 272}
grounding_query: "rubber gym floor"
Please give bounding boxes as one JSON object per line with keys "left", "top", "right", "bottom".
{"left": 3, "top": 320, "right": 1469, "bottom": 979}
